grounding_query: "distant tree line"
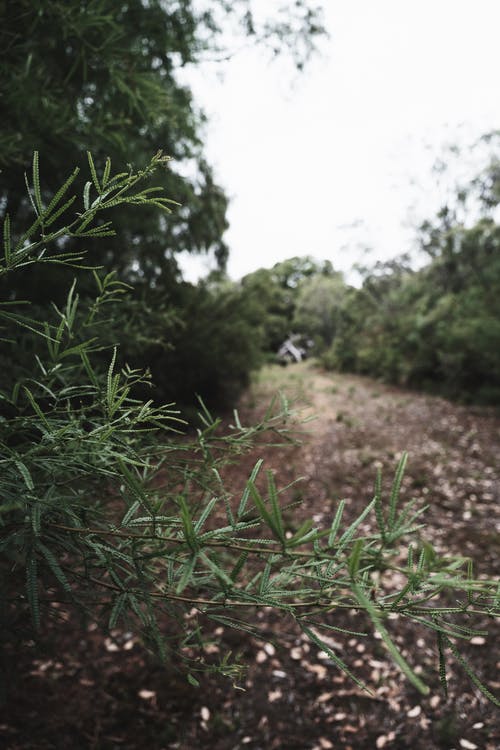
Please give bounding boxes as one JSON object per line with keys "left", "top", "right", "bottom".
{"left": 238, "top": 148, "right": 500, "bottom": 405}
{"left": 328, "top": 152, "right": 500, "bottom": 405}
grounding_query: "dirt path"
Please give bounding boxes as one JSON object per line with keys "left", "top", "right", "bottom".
{"left": 238, "top": 362, "right": 500, "bottom": 570}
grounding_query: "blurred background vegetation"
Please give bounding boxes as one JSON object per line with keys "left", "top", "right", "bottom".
{"left": 0, "top": 0, "right": 325, "bottom": 414}
{"left": 1, "top": 0, "right": 499, "bottom": 413}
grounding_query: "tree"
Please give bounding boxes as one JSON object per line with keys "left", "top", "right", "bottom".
{"left": 241, "top": 256, "right": 337, "bottom": 355}
{"left": 0, "top": 0, "right": 326, "bottom": 292}
{"left": 0, "top": 0, "right": 327, "bottom": 409}
{"left": 293, "top": 271, "right": 346, "bottom": 351}
{"left": 322, "top": 209, "right": 500, "bottom": 402}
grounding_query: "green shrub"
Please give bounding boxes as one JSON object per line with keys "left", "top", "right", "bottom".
{"left": 1, "top": 154, "right": 498, "bottom": 701}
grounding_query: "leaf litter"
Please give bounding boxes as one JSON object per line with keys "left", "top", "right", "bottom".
{"left": 3, "top": 362, "right": 499, "bottom": 748}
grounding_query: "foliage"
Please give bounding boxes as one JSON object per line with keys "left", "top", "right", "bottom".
{"left": 292, "top": 147, "right": 500, "bottom": 404}
{"left": 1, "top": 156, "right": 499, "bottom": 703}
{"left": 323, "top": 218, "right": 500, "bottom": 403}
{"left": 117, "top": 277, "right": 266, "bottom": 415}
{"left": 240, "top": 256, "right": 338, "bottom": 355}
{"left": 0, "top": 0, "right": 326, "bottom": 287}
{"left": 292, "top": 271, "right": 346, "bottom": 350}
{"left": 0, "top": 0, "right": 326, "bottom": 410}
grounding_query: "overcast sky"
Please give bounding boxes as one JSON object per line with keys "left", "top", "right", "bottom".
{"left": 179, "top": 0, "right": 500, "bottom": 283}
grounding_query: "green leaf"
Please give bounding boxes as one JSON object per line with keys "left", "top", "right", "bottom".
{"left": 348, "top": 538, "right": 364, "bottom": 578}
{"left": 436, "top": 630, "right": 448, "bottom": 698}
{"left": 102, "top": 157, "right": 112, "bottom": 187}
{"left": 230, "top": 551, "right": 249, "bottom": 582}
{"left": 259, "top": 560, "right": 272, "bottom": 595}
{"left": 15, "top": 459, "right": 35, "bottom": 490}
{"left": 200, "top": 551, "right": 233, "bottom": 588}
{"left": 3, "top": 214, "right": 11, "bottom": 266}
{"left": 352, "top": 581, "right": 429, "bottom": 695}
{"left": 26, "top": 552, "right": 40, "bottom": 630}
{"left": 121, "top": 500, "right": 141, "bottom": 527}
{"left": 89, "top": 541, "right": 133, "bottom": 566}
{"left": 207, "top": 614, "right": 261, "bottom": 639}
{"left": 178, "top": 496, "right": 198, "bottom": 551}
{"left": 328, "top": 499, "right": 345, "bottom": 547}
{"left": 87, "top": 152, "right": 101, "bottom": 194}
{"left": 442, "top": 634, "right": 499, "bottom": 706}
{"left": 32, "top": 151, "right": 43, "bottom": 214}
{"left": 37, "top": 542, "right": 72, "bottom": 594}
{"left": 31, "top": 503, "right": 41, "bottom": 535}
{"left": 301, "top": 624, "right": 370, "bottom": 694}
{"left": 109, "top": 593, "right": 128, "bottom": 629}
{"left": 388, "top": 452, "right": 408, "bottom": 528}
{"left": 80, "top": 350, "right": 99, "bottom": 387}
{"left": 373, "top": 467, "right": 386, "bottom": 538}
{"left": 176, "top": 553, "right": 198, "bottom": 594}
{"left": 335, "top": 498, "right": 376, "bottom": 557}
{"left": 266, "top": 470, "right": 286, "bottom": 545}
{"left": 194, "top": 497, "right": 217, "bottom": 533}
{"left": 45, "top": 195, "right": 77, "bottom": 229}
{"left": 237, "top": 459, "right": 263, "bottom": 518}
{"left": 247, "top": 480, "right": 284, "bottom": 544}
{"left": 23, "top": 387, "right": 51, "bottom": 429}
{"left": 45, "top": 167, "right": 79, "bottom": 216}
{"left": 16, "top": 205, "right": 42, "bottom": 247}
{"left": 286, "top": 518, "right": 315, "bottom": 548}
{"left": 106, "top": 347, "right": 118, "bottom": 408}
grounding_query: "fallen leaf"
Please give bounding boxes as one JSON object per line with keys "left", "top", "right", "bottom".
{"left": 138, "top": 689, "right": 156, "bottom": 700}
{"left": 301, "top": 662, "right": 327, "bottom": 679}
{"left": 407, "top": 705, "right": 421, "bottom": 718}
{"left": 317, "top": 692, "right": 334, "bottom": 703}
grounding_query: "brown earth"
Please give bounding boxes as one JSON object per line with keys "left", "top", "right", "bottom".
{"left": 2, "top": 362, "right": 499, "bottom": 749}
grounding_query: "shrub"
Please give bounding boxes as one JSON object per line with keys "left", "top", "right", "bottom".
{"left": 1, "top": 154, "right": 498, "bottom": 701}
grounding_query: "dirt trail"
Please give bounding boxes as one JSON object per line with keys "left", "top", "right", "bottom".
{"left": 241, "top": 362, "right": 500, "bottom": 569}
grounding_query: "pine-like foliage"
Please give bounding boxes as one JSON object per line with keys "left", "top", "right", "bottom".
{"left": 1, "top": 155, "right": 498, "bottom": 702}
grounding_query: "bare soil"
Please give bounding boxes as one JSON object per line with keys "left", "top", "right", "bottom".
{"left": 2, "top": 362, "right": 499, "bottom": 749}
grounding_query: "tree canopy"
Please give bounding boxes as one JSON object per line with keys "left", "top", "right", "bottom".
{"left": 0, "top": 0, "right": 325, "bottom": 288}
{"left": 0, "top": 0, "right": 327, "bottom": 410}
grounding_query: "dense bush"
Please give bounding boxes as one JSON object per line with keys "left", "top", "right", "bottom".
{"left": 117, "top": 278, "right": 265, "bottom": 414}
{"left": 323, "top": 220, "right": 500, "bottom": 403}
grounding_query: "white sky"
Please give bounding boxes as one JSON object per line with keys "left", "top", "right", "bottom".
{"left": 179, "top": 0, "right": 500, "bottom": 283}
